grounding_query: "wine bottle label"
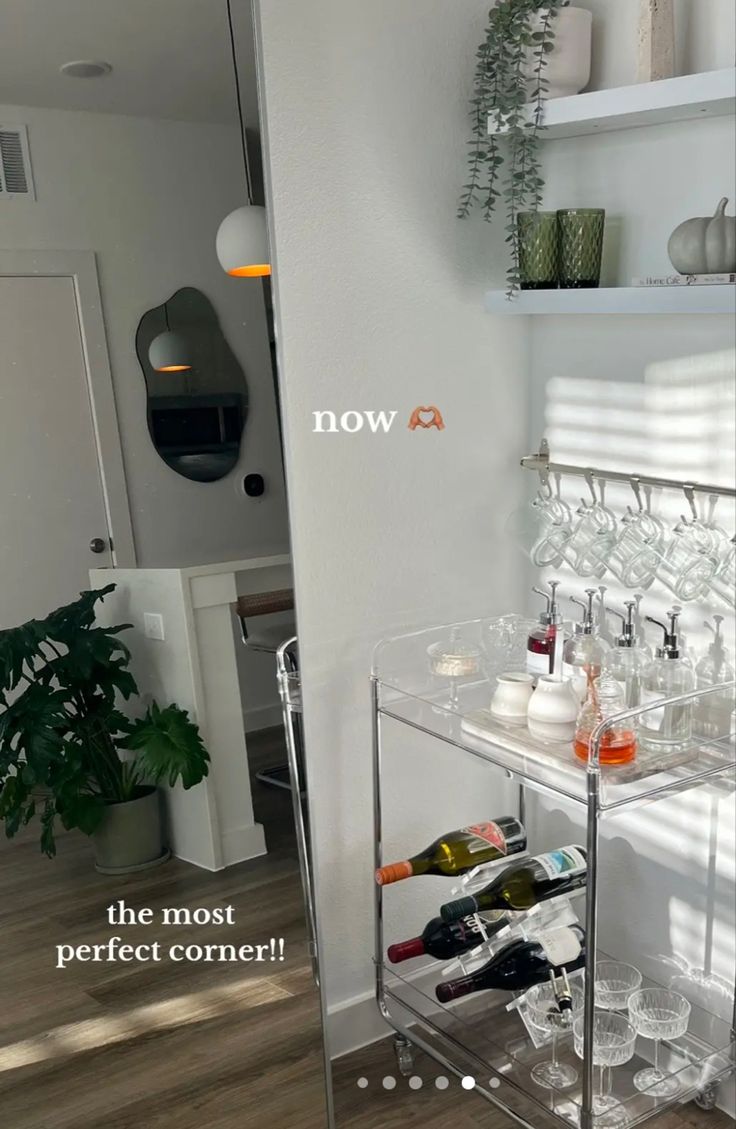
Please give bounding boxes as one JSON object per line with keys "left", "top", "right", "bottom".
{"left": 538, "top": 927, "right": 583, "bottom": 968}
{"left": 535, "top": 846, "right": 587, "bottom": 881}
{"left": 461, "top": 821, "right": 507, "bottom": 855}
{"left": 527, "top": 650, "right": 551, "bottom": 676}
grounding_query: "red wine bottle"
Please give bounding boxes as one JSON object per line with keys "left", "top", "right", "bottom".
{"left": 440, "top": 845, "right": 587, "bottom": 923}
{"left": 387, "top": 913, "right": 509, "bottom": 964}
{"left": 375, "top": 816, "right": 526, "bottom": 886}
{"left": 436, "top": 925, "right": 585, "bottom": 1004}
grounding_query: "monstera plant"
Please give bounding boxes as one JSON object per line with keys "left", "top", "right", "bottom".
{"left": 0, "top": 585, "right": 208, "bottom": 869}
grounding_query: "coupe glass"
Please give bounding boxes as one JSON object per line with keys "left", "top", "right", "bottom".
{"left": 573, "top": 1011, "right": 637, "bottom": 1127}
{"left": 595, "top": 962, "right": 643, "bottom": 1011}
{"left": 628, "top": 989, "right": 691, "bottom": 1098}
{"left": 525, "top": 981, "right": 584, "bottom": 1090}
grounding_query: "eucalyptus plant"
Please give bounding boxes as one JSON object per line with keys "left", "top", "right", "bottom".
{"left": 0, "top": 585, "right": 209, "bottom": 857}
{"left": 459, "top": 0, "right": 570, "bottom": 295}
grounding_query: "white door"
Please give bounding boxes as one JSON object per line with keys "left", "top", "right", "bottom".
{"left": 0, "top": 274, "right": 115, "bottom": 628}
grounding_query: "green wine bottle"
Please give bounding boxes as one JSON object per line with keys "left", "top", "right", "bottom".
{"left": 375, "top": 817, "right": 526, "bottom": 886}
{"left": 440, "top": 845, "right": 587, "bottom": 922}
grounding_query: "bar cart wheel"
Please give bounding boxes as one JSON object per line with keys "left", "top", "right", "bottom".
{"left": 393, "top": 1034, "right": 416, "bottom": 1077}
{"left": 694, "top": 1081, "right": 720, "bottom": 1112}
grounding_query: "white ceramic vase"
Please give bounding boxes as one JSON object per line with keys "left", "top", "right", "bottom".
{"left": 527, "top": 676, "right": 580, "bottom": 742}
{"left": 529, "top": 7, "right": 593, "bottom": 99}
{"left": 491, "top": 673, "right": 535, "bottom": 724}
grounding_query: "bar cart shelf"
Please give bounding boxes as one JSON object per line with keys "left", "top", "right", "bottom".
{"left": 371, "top": 617, "right": 736, "bottom": 1129}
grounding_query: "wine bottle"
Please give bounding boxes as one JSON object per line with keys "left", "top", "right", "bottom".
{"left": 387, "top": 912, "right": 509, "bottom": 964}
{"left": 375, "top": 817, "right": 526, "bottom": 886}
{"left": 436, "top": 925, "right": 585, "bottom": 1004}
{"left": 440, "top": 845, "right": 587, "bottom": 922}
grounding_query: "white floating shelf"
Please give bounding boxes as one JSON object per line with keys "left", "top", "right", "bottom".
{"left": 488, "top": 68, "right": 735, "bottom": 140}
{"left": 484, "top": 286, "right": 736, "bottom": 316}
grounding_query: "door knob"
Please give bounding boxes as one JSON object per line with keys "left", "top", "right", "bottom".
{"left": 89, "top": 537, "right": 107, "bottom": 554}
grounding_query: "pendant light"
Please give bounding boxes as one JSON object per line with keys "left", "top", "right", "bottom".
{"left": 216, "top": 0, "right": 271, "bottom": 278}
{"left": 148, "top": 302, "right": 191, "bottom": 373}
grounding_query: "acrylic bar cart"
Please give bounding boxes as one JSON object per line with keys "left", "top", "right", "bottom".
{"left": 371, "top": 453, "right": 736, "bottom": 1129}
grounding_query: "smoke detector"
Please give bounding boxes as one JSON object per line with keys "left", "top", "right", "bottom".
{"left": 60, "top": 60, "right": 113, "bottom": 79}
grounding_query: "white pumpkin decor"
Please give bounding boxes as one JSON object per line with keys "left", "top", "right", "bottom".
{"left": 668, "top": 198, "right": 736, "bottom": 275}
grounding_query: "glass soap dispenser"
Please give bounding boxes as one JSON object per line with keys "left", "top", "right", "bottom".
{"left": 640, "top": 609, "right": 696, "bottom": 754}
{"left": 527, "top": 580, "right": 564, "bottom": 679}
{"left": 562, "top": 588, "right": 610, "bottom": 703}
{"left": 604, "top": 601, "right": 652, "bottom": 709}
{"left": 693, "top": 616, "right": 736, "bottom": 741}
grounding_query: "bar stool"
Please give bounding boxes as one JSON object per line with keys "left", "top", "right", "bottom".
{"left": 233, "top": 588, "right": 299, "bottom": 792}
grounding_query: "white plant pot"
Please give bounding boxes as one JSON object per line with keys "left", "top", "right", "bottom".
{"left": 527, "top": 675, "right": 580, "bottom": 742}
{"left": 491, "top": 672, "right": 535, "bottom": 724}
{"left": 529, "top": 7, "right": 593, "bottom": 99}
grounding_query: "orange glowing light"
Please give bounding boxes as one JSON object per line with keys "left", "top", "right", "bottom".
{"left": 227, "top": 264, "right": 272, "bottom": 278}
{"left": 156, "top": 364, "right": 192, "bottom": 372}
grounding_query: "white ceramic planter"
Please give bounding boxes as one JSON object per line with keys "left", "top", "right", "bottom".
{"left": 529, "top": 7, "right": 593, "bottom": 99}
{"left": 527, "top": 675, "right": 580, "bottom": 742}
{"left": 491, "top": 673, "right": 535, "bottom": 724}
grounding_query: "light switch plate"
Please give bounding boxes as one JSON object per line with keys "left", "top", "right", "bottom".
{"left": 143, "top": 612, "right": 165, "bottom": 641}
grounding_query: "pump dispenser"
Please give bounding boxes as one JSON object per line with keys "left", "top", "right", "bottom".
{"left": 639, "top": 608, "right": 695, "bottom": 753}
{"left": 603, "top": 601, "right": 652, "bottom": 709}
{"left": 562, "top": 589, "right": 610, "bottom": 702}
{"left": 527, "top": 581, "right": 564, "bottom": 679}
{"left": 693, "top": 616, "right": 736, "bottom": 740}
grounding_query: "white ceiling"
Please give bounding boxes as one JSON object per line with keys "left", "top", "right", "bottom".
{"left": 0, "top": 0, "right": 242, "bottom": 124}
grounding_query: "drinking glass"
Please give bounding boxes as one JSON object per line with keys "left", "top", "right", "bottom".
{"left": 427, "top": 633, "right": 483, "bottom": 711}
{"left": 709, "top": 536, "right": 736, "bottom": 609}
{"left": 573, "top": 1011, "right": 637, "bottom": 1127}
{"left": 595, "top": 962, "right": 643, "bottom": 1011}
{"left": 628, "top": 989, "right": 691, "bottom": 1098}
{"left": 655, "top": 518, "right": 720, "bottom": 602}
{"left": 526, "top": 981, "right": 584, "bottom": 1090}
{"left": 518, "top": 211, "right": 559, "bottom": 290}
{"left": 591, "top": 508, "right": 667, "bottom": 590}
{"left": 505, "top": 491, "right": 574, "bottom": 568}
{"left": 558, "top": 208, "right": 605, "bottom": 289}
{"left": 565, "top": 496, "right": 618, "bottom": 577}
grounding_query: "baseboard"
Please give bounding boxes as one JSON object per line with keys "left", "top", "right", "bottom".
{"left": 243, "top": 703, "right": 283, "bottom": 733}
{"left": 328, "top": 989, "right": 392, "bottom": 1058}
{"left": 220, "top": 821, "right": 267, "bottom": 867}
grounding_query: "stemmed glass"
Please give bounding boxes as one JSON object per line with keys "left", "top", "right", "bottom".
{"left": 628, "top": 989, "right": 691, "bottom": 1098}
{"left": 573, "top": 1010, "right": 637, "bottom": 1127}
{"left": 525, "top": 980, "right": 584, "bottom": 1091}
{"left": 595, "top": 962, "right": 643, "bottom": 1011}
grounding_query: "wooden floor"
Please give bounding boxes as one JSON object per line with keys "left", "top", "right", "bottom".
{"left": 0, "top": 727, "right": 732, "bottom": 1128}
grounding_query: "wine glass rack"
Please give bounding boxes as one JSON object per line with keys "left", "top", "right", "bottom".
{"left": 371, "top": 616, "right": 735, "bottom": 1129}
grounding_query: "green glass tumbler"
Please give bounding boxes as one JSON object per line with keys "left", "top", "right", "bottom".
{"left": 558, "top": 208, "right": 605, "bottom": 289}
{"left": 517, "top": 212, "right": 559, "bottom": 290}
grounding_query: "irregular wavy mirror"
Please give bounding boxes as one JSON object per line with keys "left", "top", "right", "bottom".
{"left": 136, "top": 287, "right": 248, "bottom": 482}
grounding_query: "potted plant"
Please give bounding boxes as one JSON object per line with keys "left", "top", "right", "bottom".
{"left": 459, "top": 0, "right": 592, "bottom": 295}
{"left": 0, "top": 584, "right": 209, "bottom": 873}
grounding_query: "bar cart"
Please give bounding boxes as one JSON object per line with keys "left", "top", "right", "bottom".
{"left": 371, "top": 455, "right": 736, "bottom": 1129}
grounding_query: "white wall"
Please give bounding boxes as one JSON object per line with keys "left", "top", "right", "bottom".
{"left": 0, "top": 103, "right": 289, "bottom": 567}
{"left": 257, "top": 0, "right": 530, "bottom": 1053}
{"left": 258, "top": 0, "right": 736, "bottom": 1088}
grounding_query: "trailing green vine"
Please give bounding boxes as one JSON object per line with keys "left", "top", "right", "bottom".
{"left": 459, "top": 0, "right": 569, "bottom": 296}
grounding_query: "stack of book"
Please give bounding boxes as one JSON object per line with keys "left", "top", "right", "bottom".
{"left": 632, "top": 273, "right": 736, "bottom": 287}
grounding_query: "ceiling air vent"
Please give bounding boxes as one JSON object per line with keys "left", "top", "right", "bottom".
{"left": 0, "top": 126, "right": 35, "bottom": 199}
